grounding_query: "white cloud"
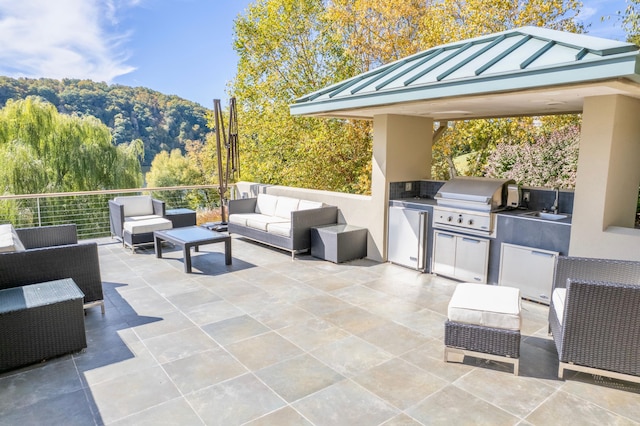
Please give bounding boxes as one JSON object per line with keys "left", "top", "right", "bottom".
{"left": 0, "top": 0, "right": 136, "bottom": 82}
{"left": 577, "top": 0, "right": 628, "bottom": 40}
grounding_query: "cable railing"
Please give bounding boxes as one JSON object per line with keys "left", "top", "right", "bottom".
{"left": 0, "top": 185, "right": 226, "bottom": 240}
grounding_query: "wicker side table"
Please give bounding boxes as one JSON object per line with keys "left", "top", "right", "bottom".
{"left": 0, "top": 279, "right": 87, "bottom": 371}
{"left": 166, "top": 208, "right": 197, "bottom": 228}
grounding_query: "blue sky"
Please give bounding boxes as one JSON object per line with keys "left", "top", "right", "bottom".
{"left": 0, "top": 0, "right": 631, "bottom": 109}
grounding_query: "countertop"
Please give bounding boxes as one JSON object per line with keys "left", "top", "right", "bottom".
{"left": 389, "top": 198, "right": 572, "bottom": 225}
{"left": 495, "top": 207, "right": 572, "bottom": 225}
{"left": 389, "top": 198, "right": 437, "bottom": 208}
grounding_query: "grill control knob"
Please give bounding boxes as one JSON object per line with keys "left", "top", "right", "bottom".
{"left": 447, "top": 216, "right": 453, "bottom": 222}
{"left": 468, "top": 219, "right": 474, "bottom": 226}
{"left": 457, "top": 216, "right": 463, "bottom": 224}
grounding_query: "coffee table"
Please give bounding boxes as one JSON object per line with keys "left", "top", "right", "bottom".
{"left": 154, "top": 226, "right": 231, "bottom": 273}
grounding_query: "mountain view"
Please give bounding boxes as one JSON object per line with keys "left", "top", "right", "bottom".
{"left": 0, "top": 77, "right": 211, "bottom": 166}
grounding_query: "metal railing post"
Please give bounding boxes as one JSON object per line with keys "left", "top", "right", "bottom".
{"left": 36, "top": 197, "right": 42, "bottom": 227}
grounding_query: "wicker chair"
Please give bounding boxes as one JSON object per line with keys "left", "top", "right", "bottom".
{"left": 109, "top": 195, "right": 172, "bottom": 252}
{"left": 0, "top": 224, "right": 104, "bottom": 312}
{"left": 549, "top": 256, "right": 640, "bottom": 384}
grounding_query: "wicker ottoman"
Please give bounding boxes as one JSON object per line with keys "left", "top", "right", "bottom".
{"left": 444, "top": 283, "right": 522, "bottom": 375}
{"left": 0, "top": 278, "right": 87, "bottom": 371}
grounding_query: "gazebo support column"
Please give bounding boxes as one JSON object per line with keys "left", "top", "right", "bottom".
{"left": 371, "top": 114, "right": 433, "bottom": 261}
{"left": 570, "top": 94, "right": 640, "bottom": 260}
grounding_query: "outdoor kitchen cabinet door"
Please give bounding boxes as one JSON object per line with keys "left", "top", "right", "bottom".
{"left": 432, "top": 231, "right": 490, "bottom": 283}
{"left": 455, "top": 236, "right": 490, "bottom": 283}
{"left": 433, "top": 231, "right": 456, "bottom": 277}
{"left": 499, "top": 243, "right": 558, "bottom": 304}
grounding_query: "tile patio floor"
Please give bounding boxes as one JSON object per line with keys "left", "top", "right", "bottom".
{"left": 1, "top": 236, "right": 639, "bottom": 425}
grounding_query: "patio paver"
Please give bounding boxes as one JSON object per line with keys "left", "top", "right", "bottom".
{"left": 1, "top": 236, "right": 639, "bottom": 425}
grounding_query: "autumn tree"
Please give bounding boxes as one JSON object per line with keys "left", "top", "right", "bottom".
{"left": 621, "top": 0, "right": 640, "bottom": 45}
{"left": 419, "top": 0, "right": 583, "bottom": 179}
{"left": 232, "top": 0, "right": 583, "bottom": 191}
{"left": 325, "top": 0, "right": 583, "bottom": 180}
{"left": 232, "top": 0, "right": 372, "bottom": 193}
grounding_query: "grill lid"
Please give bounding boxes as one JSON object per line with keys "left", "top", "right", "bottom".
{"left": 434, "top": 177, "right": 514, "bottom": 211}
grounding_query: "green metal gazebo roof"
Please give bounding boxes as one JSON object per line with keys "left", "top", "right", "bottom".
{"left": 290, "top": 26, "right": 640, "bottom": 120}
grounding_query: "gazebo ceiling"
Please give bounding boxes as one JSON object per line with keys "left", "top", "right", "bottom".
{"left": 290, "top": 26, "right": 640, "bottom": 121}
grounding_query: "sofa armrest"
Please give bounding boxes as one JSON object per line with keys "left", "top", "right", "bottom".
{"left": 0, "top": 242, "right": 103, "bottom": 304}
{"left": 109, "top": 199, "right": 125, "bottom": 238}
{"left": 15, "top": 224, "right": 78, "bottom": 249}
{"left": 229, "top": 198, "right": 258, "bottom": 215}
{"left": 152, "top": 198, "right": 166, "bottom": 216}
{"left": 290, "top": 206, "right": 338, "bottom": 249}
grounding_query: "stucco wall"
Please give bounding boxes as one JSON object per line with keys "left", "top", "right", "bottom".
{"left": 569, "top": 94, "right": 640, "bottom": 259}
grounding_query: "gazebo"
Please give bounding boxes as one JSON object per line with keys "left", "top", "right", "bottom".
{"left": 290, "top": 26, "right": 640, "bottom": 262}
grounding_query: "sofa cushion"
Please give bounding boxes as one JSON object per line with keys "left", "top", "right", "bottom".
{"left": 246, "top": 215, "right": 290, "bottom": 231}
{"left": 0, "top": 224, "right": 25, "bottom": 253}
{"left": 255, "top": 194, "right": 278, "bottom": 216}
{"left": 552, "top": 288, "right": 566, "bottom": 325}
{"left": 298, "top": 199, "right": 323, "bottom": 210}
{"left": 229, "top": 213, "right": 263, "bottom": 227}
{"left": 275, "top": 196, "right": 300, "bottom": 219}
{"left": 267, "top": 222, "right": 292, "bottom": 237}
{"left": 123, "top": 216, "right": 172, "bottom": 235}
{"left": 114, "top": 195, "right": 154, "bottom": 217}
{"left": 447, "top": 283, "right": 521, "bottom": 331}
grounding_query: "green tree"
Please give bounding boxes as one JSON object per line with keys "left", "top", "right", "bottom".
{"left": 0, "top": 97, "right": 143, "bottom": 194}
{"left": 0, "top": 97, "right": 144, "bottom": 232}
{"left": 146, "top": 149, "right": 201, "bottom": 188}
{"left": 146, "top": 148, "right": 211, "bottom": 209}
{"left": 0, "top": 77, "right": 211, "bottom": 166}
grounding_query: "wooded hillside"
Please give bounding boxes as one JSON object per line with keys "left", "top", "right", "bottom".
{"left": 0, "top": 77, "right": 211, "bottom": 166}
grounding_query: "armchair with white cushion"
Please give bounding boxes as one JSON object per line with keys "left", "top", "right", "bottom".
{"left": 108, "top": 195, "right": 172, "bottom": 252}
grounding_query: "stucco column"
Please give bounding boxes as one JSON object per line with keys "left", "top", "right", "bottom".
{"left": 570, "top": 95, "right": 640, "bottom": 260}
{"left": 369, "top": 114, "right": 434, "bottom": 261}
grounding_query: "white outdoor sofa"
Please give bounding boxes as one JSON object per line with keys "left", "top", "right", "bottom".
{"left": 228, "top": 193, "right": 338, "bottom": 258}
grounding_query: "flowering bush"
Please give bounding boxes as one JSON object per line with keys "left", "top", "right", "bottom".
{"left": 484, "top": 125, "right": 580, "bottom": 188}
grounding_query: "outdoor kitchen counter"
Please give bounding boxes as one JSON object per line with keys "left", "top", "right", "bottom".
{"left": 496, "top": 208, "right": 572, "bottom": 225}
{"left": 388, "top": 199, "right": 572, "bottom": 284}
{"left": 389, "top": 198, "right": 437, "bottom": 208}
{"left": 489, "top": 209, "right": 571, "bottom": 285}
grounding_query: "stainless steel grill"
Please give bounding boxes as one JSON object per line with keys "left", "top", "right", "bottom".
{"left": 432, "top": 177, "right": 514, "bottom": 236}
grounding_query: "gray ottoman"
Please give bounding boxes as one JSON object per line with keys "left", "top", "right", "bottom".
{"left": 311, "top": 224, "right": 367, "bottom": 263}
{"left": 0, "top": 278, "right": 86, "bottom": 371}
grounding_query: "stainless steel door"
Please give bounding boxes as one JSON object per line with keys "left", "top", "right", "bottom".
{"left": 432, "top": 230, "right": 490, "bottom": 283}
{"left": 432, "top": 231, "right": 456, "bottom": 277}
{"left": 387, "top": 206, "right": 428, "bottom": 270}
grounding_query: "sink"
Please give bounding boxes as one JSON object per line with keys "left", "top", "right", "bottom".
{"left": 520, "top": 211, "right": 569, "bottom": 220}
